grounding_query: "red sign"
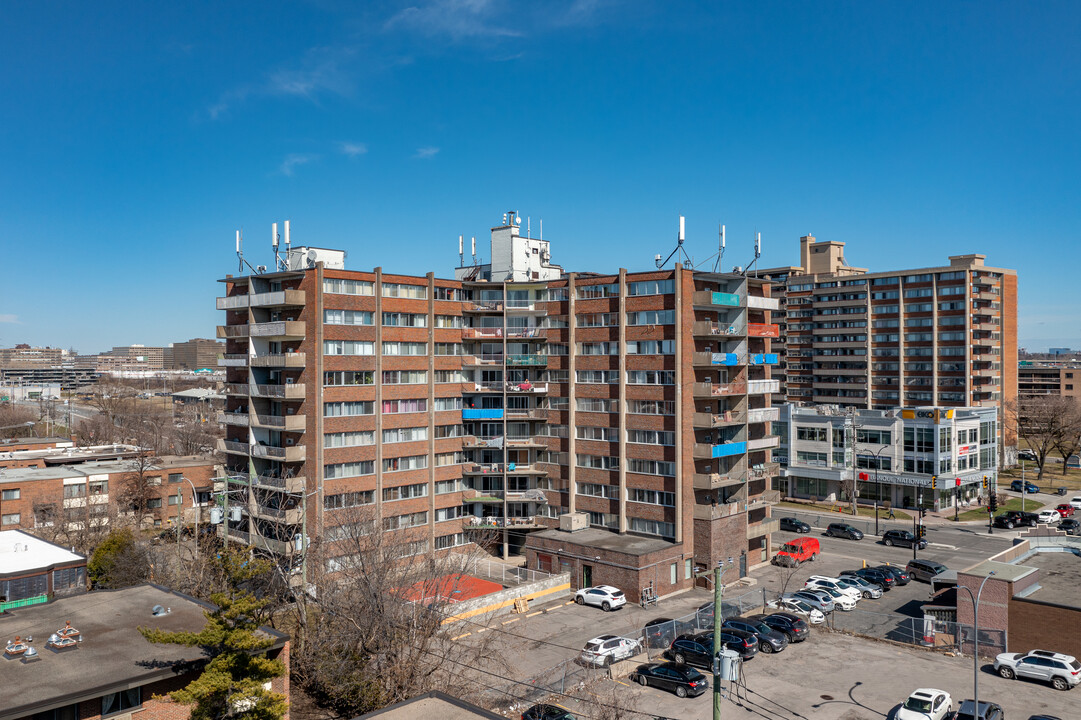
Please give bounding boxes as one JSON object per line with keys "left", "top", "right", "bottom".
{"left": 955, "top": 478, "right": 962, "bottom": 487}
{"left": 858, "top": 472, "right": 869, "bottom": 481}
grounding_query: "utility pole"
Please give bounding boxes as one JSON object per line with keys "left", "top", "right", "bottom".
{"left": 695, "top": 558, "right": 733, "bottom": 720}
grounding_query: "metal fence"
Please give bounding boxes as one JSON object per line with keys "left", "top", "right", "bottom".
{"left": 493, "top": 656, "right": 609, "bottom": 710}
{"left": 466, "top": 557, "right": 554, "bottom": 587}
{"left": 826, "top": 607, "right": 1006, "bottom": 656}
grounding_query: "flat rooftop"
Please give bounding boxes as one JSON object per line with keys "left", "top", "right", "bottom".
{"left": 530, "top": 527, "right": 678, "bottom": 557}
{"left": 0, "top": 530, "right": 84, "bottom": 577}
{"left": 355, "top": 691, "right": 504, "bottom": 719}
{"left": 1017, "top": 551, "right": 1081, "bottom": 608}
{"left": 0, "top": 584, "right": 287, "bottom": 720}
{"left": 0, "top": 455, "right": 218, "bottom": 484}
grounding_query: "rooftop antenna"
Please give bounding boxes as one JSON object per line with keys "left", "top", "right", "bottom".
{"left": 458, "top": 235, "right": 464, "bottom": 267}
{"left": 527, "top": 216, "right": 530, "bottom": 238}
{"left": 284, "top": 220, "right": 291, "bottom": 268}
{"left": 540, "top": 219, "right": 543, "bottom": 240}
{"left": 743, "top": 229, "right": 762, "bottom": 276}
{"left": 235, "top": 230, "right": 259, "bottom": 275}
{"left": 272, "top": 222, "right": 280, "bottom": 271}
{"left": 471, "top": 236, "right": 478, "bottom": 266}
{"left": 712, "top": 224, "right": 727, "bottom": 273}
{"left": 656, "top": 214, "right": 693, "bottom": 269}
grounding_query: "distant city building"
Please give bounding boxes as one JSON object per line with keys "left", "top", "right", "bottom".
{"left": 1048, "top": 347, "right": 1072, "bottom": 356}
{"left": 760, "top": 235, "right": 1017, "bottom": 446}
{"left": 108, "top": 344, "right": 167, "bottom": 370}
{"left": 777, "top": 403, "right": 999, "bottom": 512}
{"left": 170, "top": 338, "right": 224, "bottom": 370}
{"left": 1017, "top": 362, "right": 1081, "bottom": 400}
{"left": 0, "top": 345, "right": 65, "bottom": 367}
{"left": 0, "top": 346, "right": 100, "bottom": 390}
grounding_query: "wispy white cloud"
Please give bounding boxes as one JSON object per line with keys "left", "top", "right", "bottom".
{"left": 280, "top": 153, "right": 319, "bottom": 176}
{"left": 339, "top": 141, "right": 368, "bottom": 157}
{"left": 207, "top": 47, "right": 356, "bottom": 119}
{"left": 385, "top": 0, "right": 522, "bottom": 40}
{"left": 0, "top": 314, "right": 18, "bottom": 323}
{"left": 413, "top": 146, "right": 440, "bottom": 159}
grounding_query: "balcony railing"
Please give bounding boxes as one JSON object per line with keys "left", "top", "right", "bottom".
{"left": 251, "top": 443, "right": 306, "bottom": 462}
{"left": 218, "top": 439, "right": 250, "bottom": 454}
{"left": 250, "top": 383, "right": 305, "bottom": 399}
{"left": 463, "top": 516, "right": 545, "bottom": 529}
{"left": 749, "top": 353, "right": 779, "bottom": 365}
{"left": 692, "top": 290, "right": 742, "bottom": 307}
{"left": 506, "top": 328, "right": 545, "bottom": 339}
{"left": 692, "top": 321, "right": 746, "bottom": 336}
{"left": 463, "top": 301, "right": 504, "bottom": 312}
{"left": 746, "top": 295, "right": 781, "bottom": 311}
{"left": 505, "top": 408, "right": 548, "bottom": 420}
{"left": 746, "top": 436, "right": 781, "bottom": 451}
{"left": 692, "top": 381, "right": 747, "bottom": 397}
{"left": 250, "top": 352, "right": 306, "bottom": 368}
{"left": 746, "top": 517, "right": 780, "bottom": 539}
{"left": 217, "top": 325, "right": 250, "bottom": 339}
{"left": 249, "top": 502, "right": 303, "bottom": 524}
{"left": 506, "top": 354, "right": 547, "bottom": 366}
{"left": 507, "top": 382, "right": 548, "bottom": 393}
{"left": 463, "top": 408, "right": 504, "bottom": 420}
{"left": 219, "top": 354, "right": 248, "bottom": 367}
{"left": 462, "top": 353, "right": 504, "bottom": 365}
{"left": 693, "top": 501, "right": 745, "bottom": 521}
{"left": 747, "top": 379, "right": 780, "bottom": 395}
{"left": 693, "top": 411, "right": 745, "bottom": 428}
{"left": 249, "top": 289, "right": 306, "bottom": 307}
{"left": 249, "top": 321, "right": 305, "bottom": 338}
{"left": 693, "top": 441, "right": 747, "bottom": 459}
{"left": 249, "top": 473, "right": 306, "bottom": 493}
{"left": 224, "top": 529, "right": 295, "bottom": 555}
{"left": 224, "top": 383, "right": 250, "bottom": 396}
{"left": 749, "top": 462, "right": 781, "bottom": 478}
{"left": 692, "top": 472, "right": 746, "bottom": 489}
{"left": 693, "top": 351, "right": 742, "bottom": 366}
{"left": 747, "top": 323, "right": 780, "bottom": 338}
{"left": 216, "top": 295, "right": 250, "bottom": 310}
{"left": 461, "top": 327, "right": 503, "bottom": 339}
{"left": 746, "top": 407, "right": 780, "bottom": 424}
{"left": 250, "top": 412, "right": 306, "bottom": 431}
{"left": 217, "top": 412, "right": 250, "bottom": 427}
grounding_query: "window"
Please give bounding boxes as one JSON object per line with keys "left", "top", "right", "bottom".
{"left": 167, "top": 495, "right": 180, "bottom": 506}
{"left": 577, "top": 398, "right": 617, "bottom": 413}
{"left": 435, "top": 478, "right": 463, "bottom": 494}
{"left": 904, "top": 273, "right": 933, "bottom": 283}
{"left": 626, "top": 429, "right": 675, "bottom": 445}
{"left": 381, "top": 398, "right": 427, "bottom": 414}
{"left": 1, "top": 513, "right": 20, "bottom": 526}
{"left": 435, "top": 369, "right": 466, "bottom": 383}
{"left": 63, "top": 484, "right": 85, "bottom": 499}
{"left": 856, "top": 429, "right": 892, "bottom": 445}
{"left": 796, "top": 427, "right": 828, "bottom": 442}
{"left": 436, "top": 532, "right": 468, "bottom": 549}
{"left": 434, "top": 314, "right": 463, "bottom": 328}
{"left": 324, "top": 490, "right": 374, "bottom": 510}
{"left": 382, "top": 283, "right": 427, "bottom": 299}
{"left": 627, "top": 399, "right": 674, "bottom": 415}
{"left": 576, "top": 312, "right": 616, "bottom": 327}
{"left": 577, "top": 283, "right": 618, "bottom": 299}
{"left": 576, "top": 370, "right": 619, "bottom": 384}
{"left": 434, "top": 424, "right": 465, "bottom": 439}
{"left": 871, "top": 290, "right": 899, "bottom": 300}
{"left": 628, "top": 488, "right": 676, "bottom": 506}
{"left": 434, "top": 397, "right": 463, "bottom": 411}
{"left": 324, "top": 370, "right": 374, "bottom": 386}
{"left": 576, "top": 454, "right": 619, "bottom": 470}
{"left": 434, "top": 287, "right": 462, "bottom": 301}
{"left": 577, "top": 342, "right": 617, "bottom": 355}
{"left": 324, "top": 340, "right": 374, "bottom": 355}
{"left": 382, "top": 455, "right": 428, "bottom": 472}
{"left": 323, "top": 278, "right": 374, "bottom": 295}
{"left": 384, "top": 511, "right": 428, "bottom": 530}
{"left": 382, "top": 342, "right": 428, "bottom": 356}
{"left": 383, "top": 426, "right": 428, "bottom": 443}
{"left": 382, "top": 312, "right": 427, "bottom": 327}
{"left": 626, "top": 340, "right": 675, "bottom": 355}
{"left": 434, "top": 343, "right": 464, "bottom": 356}
{"left": 578, "top": 482, "right": 619, "bottom": 499}
{"left": 102, "top": 689, "right": 141, "bottom": 716}
{"left": 627, "top": 459, "right": 676, "bottom": 476}
{"left": 324, "top": 461, "right": 375, "bottom": 479}
{"left": 626, "top": 309, "right": 675, "bottom": 325}
{"left": 147, "top": 498, "right": 163, "bottom": 509}
{"left": 1, "top": 489, "right": 19, "bottom": 501}
{"left": 324, "top": 431, "right": 375, "bottom": 448}
{"left": 435, "top": 451, "right": 464, "bottom": 466}
{"left": 323, "top": 309, "right": 373, "bottom": 325}
{"left": 577, "top": 426, "right": 617, "bottom": 441}
{"left": 627, "top": 279, "right": 674, "bottom": 296}
{"left": 381, "top": 370, "right": 427, "bottom": 384}
{"left": 626, "top": 370, "right": 675, "bottom": 384}
{"left": 628, "top": 518, "right": 675, "bottom": 538}
{"left": 324, "top": 401, "right": 374, "bottom": 417}
{"left": 89, "top": 480, "right": 108, "bottom": 495}
{"left": 796, "top": 451, "right": 828, "bottom": 466}
{"left": 383, "top": 482, "right": 428, "bottom": 500}
{"left": 938, "top": 285, "right": 965, "bottom": 296}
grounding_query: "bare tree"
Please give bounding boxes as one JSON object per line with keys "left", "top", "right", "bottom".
{"left": 87, "top": 381, "right": 138, "bottom": 426}
{"left": 76, "top": 413, "right": 120, "bottom": 445}
{"left": 114, "top": 453, "right": 164, "bottom": 528}
{"left": 171, "top": 405, "right": 221, "bottom": 456}
{"left": 1007, "top": 395, "right": 1075, "bottom": 482}
{"left": 1050, "top": 398, "right": 1081, "bottom": 477}
{"left": 0, "top": 402, "right": 37, "bottom": 436}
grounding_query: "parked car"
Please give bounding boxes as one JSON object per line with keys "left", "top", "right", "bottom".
{"left": 896, "top": 688, "right": 953, "bottom": 720}
{"left": 522, "top": 705, "right": 576, "bottom": 720}
{"left": 579, "top": 635, "right": 640, "bottom": 667}
{"left": 629, "top": 661, "right": 709, "bottom": 698}
{"left": 779, "top": 517, "right": 811, "bottom": 533}
{"left": 1054, "top": 504, "right": 1075, "bottom": 518}
{"left": 694, "top": 600, "right": 739, "bottom": 629}
{"left": 574, "top": 585, "right": 626, "bottom": 611}
{"left": 1018, "top": 449, "right": 1037, "bottom": 462}
{"left": 906, "top": 559, "right": 948, "bottom": 583}
{"left": 643, "top": 617, "right": 696, "bottom": 649}
{"left": 1037, "top": 509, "right": 1062, "bottom": 524}
{"left": 840, "top": 567, "right": 895, "bottom": 590}
{"left": 805, "top": 576, "right": 862, "bottom": 602}
{"left": 771, "top": 536, "right": 820, "bottom": 567}
{"left": 1011, "top": 479, "right": 1040, "bottom": 494}
{"left": 722, "top": 618, "right": 789, "bottom": 654}
{"left": 838, "top": 575, "right": 884, "bottom": 598}
{"left": 955, "top": 699, "right": 1005, "bottom": 720}
{"left": 882, "top": 529, "right": 927, "bottom": 549}
{"left": 764, "top": 596, "right": 826, "bottom": 624}
{"left": 789, "top": 590, "right": 835, "bottom": 614}
{"left": 1070, "top": 495, "right": 1081, "bottom": 510}
{"left": 994, "top": 510, "right": 1039, "bottom": 529}
{"left": 807, "top": 584, "right": 856, "bottom": 611}
{"left": 994, "top": 649, "right": 1081, "bottom": 691}
{"left": 748, "top": 612, "right": 810, "bottom": 642}
{"left": 826, "top": 523, "right": 864, "bottom": 540}
{"left": 668, "top": 631, "right": 756, "bottom": 667}
{"left": 874, "top": 565, "right": 911, "bottom": 585}
{"left": 1058, "top": 518, "right": 1080, "bottom": 535}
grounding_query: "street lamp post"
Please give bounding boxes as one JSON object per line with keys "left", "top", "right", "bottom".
{"left": 694, "top": 558, "right": 734, "bottom": 720}
{"left": 948, "top": 571, "right": 996, "bottom": 717}
{"left": 857, "top": 444, "right": 890, "bottom": 536}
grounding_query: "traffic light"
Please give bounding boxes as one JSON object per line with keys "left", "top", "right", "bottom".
{"left": 917, "top": 524, "right": 926, "bottom": 539}
{"left": 990, "top": 493, "right": 998, "bottom": 512}
{"left": 982, "top": 475, "right": 989, "bottom": 492}
{"left": 920, "top": 507, "right": 927, "bottom": 519}
{"left": 931, "top": 475, "right": 937, "bottom": 490}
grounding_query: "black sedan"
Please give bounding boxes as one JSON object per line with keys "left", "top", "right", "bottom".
{"left": 629, "top": 662, "right": 709, "bottom": 698}
{"left": 840, "top": 567, "right": 894, "bottom": 590}
{"left": 779, "top": 517, "right": 811, "bottom": 533}
{"left": 826, "top": 523, "right": 864, "bottom": 540}
{"left": 722, "top": 618, "right": 789, "bottom": 653}
{"left": 874, "top": 565, "right": 911, "bottom": 585}
{"left": 643, "top": 617, "right": 696, "bottom": 649}
{"left": 668, "top": 631, "right": 757, "bottom": 667}
{"left": 522, "top": 704, "right": 576, "bottom": 720}
{"left": 748, "top": 612, "right": 810, "bottom": 642}
{"left": 1058, "top": 518, "right": 1080, "bottom": 535}
{"left": 882, "top": 529, "right": 927, "bottom": 549}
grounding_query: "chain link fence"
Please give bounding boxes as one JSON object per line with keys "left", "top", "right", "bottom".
{"left": 493, "top": 656, "right": 609, "bottom": 710}
{"left": 826, "top": 607, "right": 1006, "bottom": 656}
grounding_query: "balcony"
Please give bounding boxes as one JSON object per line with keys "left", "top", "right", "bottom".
{"left": 506, "top": 354, "right": 547, "bottom": 367}
{"left": 224, "top": 383, "right": 250, "bottom": 396}
{"left": 506, "top": 328, "right": 546, "bottom": 340}
{"left": 463, "top": 516, "right": 546, "bottom": 530}
{"left": 749, "top": 462, "right": 780, "bottom": 479}
{"left": 749, "top": 353, "right": 779, "bottom": 365}
{"left": 251, "top": 443, "right": 306, "bottom": 462}
{"left": 462, "top": 353, "right": 504, "bottom": 366}
{"left": 506, "top": 382, "right": 548, "bottom": 394}
{"left": 746, "top": 296, "right": 781, "bottom": 311}
{"left": 250, "top": 383, "right": 306, "bottom": 399}
{"left": 462, "top": 435, "right": 504, "bottom": 449}
{"left": 692, "top": 381, "right": 747, "bottom": 397}
{"left": 217, "top": 325, "right": 250, "bottom": 339}
{"left": 692, "top": 321, "right": 746, "bottom": 337}
{"left": 746, "top": 517, "right": 780, "bottom": 539}
{"left": 692, "top": 472, "right": 746, "bottom": 490}
{"left": 463, "top": 408, "right": 504, "bottom": 420}
{"left": 693, "top": 501, "right": 745, "bottom": 521}
{"left": 462, "top": 327, "right": 504, "bottom": 340}
{"left": 692, "top": 290, "right": 741, "bottom": 307}
{"left": 249, "top": 474, "right": 306, "bottom": 493}
{"left": 746, "top": 407, "right": 780, "bottom": 424}
{"left": 693, "top": 351, "right": 741, "bottom": 367}
{"left": 219, "top": 354, "right": 248, "bottom": 367}
{"left": 505, "top": 436, "right": 545, "bottom": 448}
{"left": 505, "top": 489, "right": 549, "bottom": 503}
{"left": 463, "top": 301, "right": 504, "bottom": 313}
{"left": 217, "top": 412, "right": 250, "bottom": 427}
{"left": 462, "top": 462, "right": 507, "bottom": 475}
{"left": 747, "top": 379, "right": 780, "bottom": 395}
{"left": 224, "top": 529, "right": 296, "bottom": 555}
{"left": 218, "top": 439, "right": 250, "bottom": 455}
{"left": 505, "top": 408, "right": 548, "bottom": 420}
{"left": 249, "top": 289, "right": 306, "bottom": 307}
{"left": 216, "top": 295, "right": 250, "bottom": 310}
{"left": 746, "top": 436, "right": 780, "bottom": 451}
{"left": 747, "top": 323, "right": 780, "bottom": 338}
{"left": 249, "top": 502, "right": 303, "bottom": 524}
{"left": 250, "top": 412, "right": 306, "bottom": 431}
{"left": 249, "top": 321, "right": 305, "bottom": 339}
{"left": 693, "top": 411, "right": 745, "bottom": 428}
{"left": 693, "top": 441, "right": 747, "bottom": 459}
{"left": 250, "top": 352, "right": 306, "bottom": 368}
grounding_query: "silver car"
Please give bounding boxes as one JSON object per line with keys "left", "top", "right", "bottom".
{"left": 788, "top": 590, "right": 835, "bottom": 614}
{"left": 840, "top": 575, "right": 882, "bottom": 599}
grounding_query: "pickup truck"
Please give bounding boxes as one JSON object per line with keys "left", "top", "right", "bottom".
{"left": 992, "top": 510, "right": 1038, "bottom": 529}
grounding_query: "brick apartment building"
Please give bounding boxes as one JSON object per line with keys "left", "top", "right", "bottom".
{"left": 760, "top": 235, "right": 1017, "bottom": 446}
{"left": 0, "top": 455, "right": 220, "bottom": 533}
{"left": 0, "top": 583, "right": 290, "bottom": 720}
{"left": 216, "top": 213, "right": 781, "bottom": 597}
{"left": 170, "top": 338, "right": 225, "bottom": 370}
{"left": 1017, "top": 362, "right": 1081, "bottom": 400}
{"left": 0, "top": 530, "right": 87, "bottom": 610}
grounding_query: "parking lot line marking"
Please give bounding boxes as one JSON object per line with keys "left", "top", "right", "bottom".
{"left": 451, "top": 633, "right": 471, "bottom": 640}
{"left": 563, "top": 600, "right": 575, "bottom": 605}
{"left": 615, "top": 680, "right": 630, "bottom": 687}
{"left": 526, "top": 611, "right": 543, "bottom": 618}
{"left": 501, "top": 618, "right": 520, "bottom": 626}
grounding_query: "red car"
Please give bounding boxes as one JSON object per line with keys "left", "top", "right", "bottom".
{"left": 1055, "top": 504, "right": 1075, "bottom": 518}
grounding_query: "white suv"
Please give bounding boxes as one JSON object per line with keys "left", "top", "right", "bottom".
{"left": 805, "top": 576, "right": 862, "bottom": 602}
{"left": 574, "top": 585, "right": 627, "bottom": 611}
{"left": 994, "top": 649, "right": 1081, "bottom": 690}
{"left": 579, "top": 634, "right": 640, "bottom": 666}
{"left": 805, "top": 584, "right": 857, "bottom": 611}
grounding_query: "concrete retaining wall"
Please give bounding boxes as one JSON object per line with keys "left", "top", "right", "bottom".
{"left": 442, "top": 572, "right": 571, "bottom": 623}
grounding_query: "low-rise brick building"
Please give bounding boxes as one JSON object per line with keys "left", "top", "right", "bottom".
{"left": 0, "top": 530, "right": 87, "bottom": 611}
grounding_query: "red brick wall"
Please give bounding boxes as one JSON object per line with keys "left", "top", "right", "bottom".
{"left": 1008, "top": 598, "right": 1081, "bottom": 658}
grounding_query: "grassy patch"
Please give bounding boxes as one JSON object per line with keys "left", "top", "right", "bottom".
{"left": 952, "top": 497, "right": 1042, "bottom": 522}
{"left": 776, "top": 500, "right": 912, "bottom": 521}
{"left": 998, "top": 465, "right": 1081, "bottom": 492}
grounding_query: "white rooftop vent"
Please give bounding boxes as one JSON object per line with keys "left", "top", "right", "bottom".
{"left": 151, "top": 605, "right": 171, "bottom": 617}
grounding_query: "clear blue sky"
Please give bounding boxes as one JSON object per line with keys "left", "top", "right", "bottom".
{"left": 2, "top": 1, "right": 1078, "bottom": 353}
